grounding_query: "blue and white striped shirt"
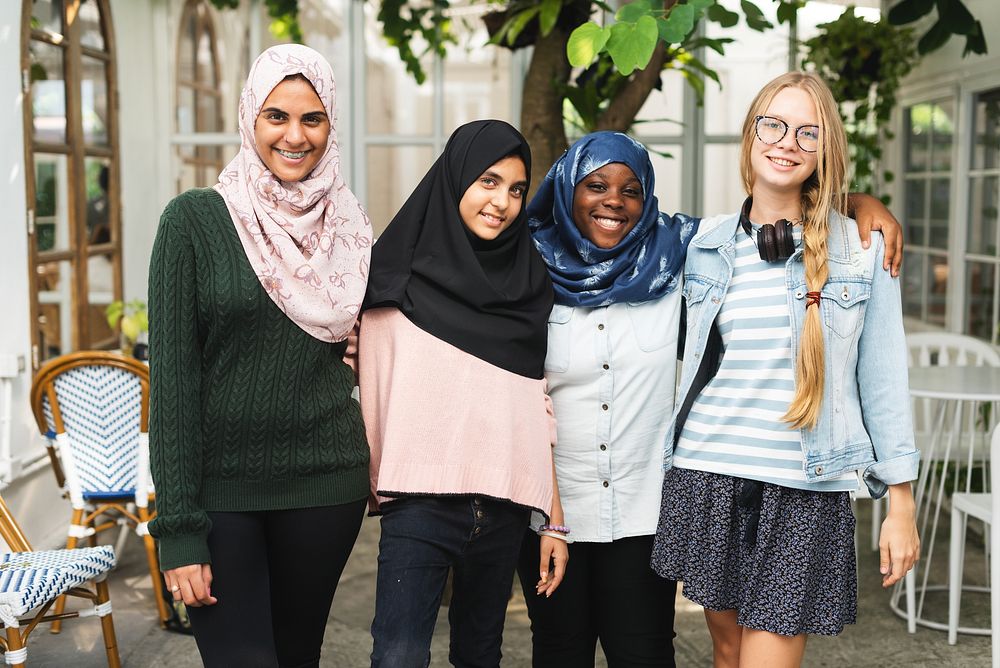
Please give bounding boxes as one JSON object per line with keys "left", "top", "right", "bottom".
{"left": 674, "top": 225, "right": 857, "bottom": 492}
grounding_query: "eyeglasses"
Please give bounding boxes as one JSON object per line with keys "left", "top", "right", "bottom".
{"left": 754, "top": 115, "right": 820, "bottom": 153}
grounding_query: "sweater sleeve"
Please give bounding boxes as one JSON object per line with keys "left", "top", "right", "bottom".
{"left": 147, "top": 196, "right": 213, "bottom": 570}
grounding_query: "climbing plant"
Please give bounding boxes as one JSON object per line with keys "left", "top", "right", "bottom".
{"left": 801, "top": 8, "right": 920, "bottom": 202}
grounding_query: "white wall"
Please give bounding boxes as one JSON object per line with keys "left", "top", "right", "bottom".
{"left": 0, "top": 7, "right": 42, "bottom": 481}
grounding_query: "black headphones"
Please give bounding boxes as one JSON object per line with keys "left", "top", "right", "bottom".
{"left": 739, "top": 197, "right": 796, "bottom": 263}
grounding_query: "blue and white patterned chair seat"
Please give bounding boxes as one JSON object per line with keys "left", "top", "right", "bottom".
{"left": 0, "top": 546, "right": 116, "bottom": 627}
{"left": 41, "top": 365, "right": 143, "bottom": 497}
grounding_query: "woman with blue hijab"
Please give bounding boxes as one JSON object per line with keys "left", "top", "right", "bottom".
{"left": 517, "top": 131, "right": 902, "bottom": 667}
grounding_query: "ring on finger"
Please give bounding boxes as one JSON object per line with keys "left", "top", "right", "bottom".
{"left": 170, "top": 585, "right": 181, "bottom": 593}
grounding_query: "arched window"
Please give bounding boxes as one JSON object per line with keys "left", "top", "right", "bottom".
{"left": 22, "top": 0, "right": 121, "bottom": 367}
{"left": 175, "top": 0, "right": 224, "bottom": 192}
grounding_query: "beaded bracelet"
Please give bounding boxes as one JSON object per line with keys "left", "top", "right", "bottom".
{"left": 538, "top": 524, "right": 571, "bottom": 535}
{"left": 538, "top": 530, "right": 573, "bottom": 544}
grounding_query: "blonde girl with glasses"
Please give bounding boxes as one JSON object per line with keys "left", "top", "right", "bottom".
{"left": 651, "top": 71, "right": 920, "bottom": 667}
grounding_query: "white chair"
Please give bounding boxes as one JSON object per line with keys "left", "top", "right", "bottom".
{"left": 874, "top": 333, "right": 1000, "bottom": 550}
{"left": 0, "top": 493, "right": 120, "bottom": 667}
{"left": 948, "top": 422, "right": 998, "bottom": 665}
{"left": 29, "top": 352, "right": 169, "bottom": 630}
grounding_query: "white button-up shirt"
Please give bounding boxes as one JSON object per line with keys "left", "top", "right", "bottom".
{"left": 532, "top": 289, "right": 682, "bottom": 542}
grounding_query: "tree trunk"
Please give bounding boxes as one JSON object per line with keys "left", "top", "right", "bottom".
{"left": 519, "top": 21, "right": 574, "bottom": 194}
{"left": 595, "top": 42, "right": 671, "bottom": 132}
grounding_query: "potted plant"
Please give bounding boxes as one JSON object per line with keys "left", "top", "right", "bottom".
{"left": 105, "top": 299, "right": 148, "bottom": 360}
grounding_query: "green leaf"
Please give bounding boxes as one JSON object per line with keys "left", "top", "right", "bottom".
{"left": 617, "top": 0, "right": 654, "bottom": 23}
{"left": 679, "top": 67, "right": 706, "bottom": 104}
{"left": 506, "top": 6, "right": 542, "bottom": 45}
{"left": 567, "top": 22, "right": 611, "bottom": 67}
{"left": 707, "top": 3, "right": 739, "bottom": 28}
{"left": 963, "top": 21, "right": 988, "bottom": 56}
{"left": 776, "top": 2, "right": 797, "bottom": 26}
{"left": 917, "top": 17, "right": 952, "bottom": 54}
{"left": 934, "top": 0, "right": 975, "bottom": 35}
{"left": 606, "top": 16, "right": 659, "bottom": 75}
{"left": 687, "top": 0, "right": 714, "bottom": 11}
{"left": 682, "top": 53, "right": 721, "bottom": 84}
{"left": 683, "top": 36, "right": 734, "bottom": 55}
{"left": 887, "top": 0, "right": 935, "bottom": 25}
{"left": 539, "top": 0, "right": 562, "bottom": 37}
{"left": 740, "top": 0, "right": 773, "bottom": 31}
{"left": 660, "top": 4, "right": 695, "bottom": 43}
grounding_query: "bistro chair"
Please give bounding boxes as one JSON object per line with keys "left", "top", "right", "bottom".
{"left": 947, "top": 422, "right": 999, "bottom": 665}
{"left": 869, "top": 334, "right": 1000, "bottom": 550}
{"left": 29, "top": 351, "right": 169, "bottom": 631}
{"left": 0, "top": 493, "right": 120, "bottom": 667}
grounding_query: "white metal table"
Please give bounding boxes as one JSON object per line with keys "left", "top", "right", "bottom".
{"left": 890, "top": 365, "right": 1000, "bottom": 633}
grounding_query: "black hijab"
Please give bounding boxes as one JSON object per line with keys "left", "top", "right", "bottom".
{"left": 362, "top": 120, "right": 554, "bottom": 379}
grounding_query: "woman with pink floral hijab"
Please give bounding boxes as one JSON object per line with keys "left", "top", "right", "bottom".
{"left": 148, "top": 44, "right": 371, "bottom": 666}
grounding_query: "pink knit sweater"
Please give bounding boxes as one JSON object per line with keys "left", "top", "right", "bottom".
{"left": 358, "top": 307, "right": 555, "bottom": 515}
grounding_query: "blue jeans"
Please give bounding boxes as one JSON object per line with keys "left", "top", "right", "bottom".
{"left": 370, "top": 496, "right": 529, "bottom": 668}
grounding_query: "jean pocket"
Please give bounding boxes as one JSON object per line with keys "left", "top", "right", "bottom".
{"left": 822, "top": 282, "right": 870, "bottom": 339}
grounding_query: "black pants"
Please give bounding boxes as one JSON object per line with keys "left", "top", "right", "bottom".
{"left": 517, "top": 531, "right": 677, "bottom": 668}
{"left": 186, "top": 500, "right": 366, "bottom": 668}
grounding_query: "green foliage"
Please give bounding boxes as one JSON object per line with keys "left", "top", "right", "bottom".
{"left": 207, "top": 0, "right": 302, "bottom": 44}
{"left": 377, "top": 0, "right": 455, "bottom": 84}
{"left": 887, "top": 0, "right": 987, "bottom": 57}
{"left": 802, "top": 8, "right": 920, "bottom": 202}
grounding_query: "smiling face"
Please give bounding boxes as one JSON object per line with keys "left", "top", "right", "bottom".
{"left": 458, "top": 155, "right": 528, "bottom": 241}
{"left": 571, "top": 162, "right": 644, "bottom": 249}
{"left": 749, "top": 86, "right": 820, "bottom": 197}
{"left": 254, "top": 76, "right": 330, "bottom": 182}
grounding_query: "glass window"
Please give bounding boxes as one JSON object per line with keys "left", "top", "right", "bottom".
{"left": 902, "top": 98, "right": 954, "bottom": 331}
{"left": 29, "top": 40, "right": 66, "bottom": 144}
{"left": 702, "top": 143, "right": 744, "bottom": 217}
{"left": 963, "top": 87, "right": 1000, "bottom": 343}
{"left": 973, "top": 89, "right": 1000, "bottom": 171}
{"left": 175, "top": 0, "right": 225, "bottom": 192}
{"left": 366, "top": 145, "right": 435, "bottom": 235}
{"left": 24, "top": 0, "right": 121, "bottom": 366}
{"left": 365, "top": 4, "right": 434, "bottom": 137}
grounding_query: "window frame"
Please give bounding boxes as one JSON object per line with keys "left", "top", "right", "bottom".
{"left": 21, "top": 0, "right": 122, "bottom": 369}
{"left": 174, "top": 0, "right": 225, "bottom": 193}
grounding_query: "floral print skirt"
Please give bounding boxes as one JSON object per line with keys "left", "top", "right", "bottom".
{"left": 651, "top": 466, "right": 857, "bottom": 637}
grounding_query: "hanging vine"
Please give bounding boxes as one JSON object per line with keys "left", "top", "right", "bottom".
{"left": 801, "top": 8, "right": 920, "bottom": 203}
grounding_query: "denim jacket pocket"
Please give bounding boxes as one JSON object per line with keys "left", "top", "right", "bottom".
{"left": 822, "top": 281, "right": 871, "bottom": 339}
{"left": 627, "top": 299, "right": 679, "bottom": 352}
{"left": 544, "top": 304, "right": 574, "bottom": 373}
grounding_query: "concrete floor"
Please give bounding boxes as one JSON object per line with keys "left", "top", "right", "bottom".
{"left": 17, "top": 501, "right": 993, "bottom": 667}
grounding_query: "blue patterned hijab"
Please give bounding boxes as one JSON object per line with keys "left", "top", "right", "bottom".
{"left": 528, "top": 131, "right": 699, "bottom": 307}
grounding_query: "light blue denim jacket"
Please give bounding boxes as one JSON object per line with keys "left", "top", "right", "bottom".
{"left": 666, "top": 211, "right": 919, "bottom": 498}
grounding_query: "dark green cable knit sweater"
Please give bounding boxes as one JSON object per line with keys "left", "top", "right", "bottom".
{"left": 147, "top": 188, "right": 369, "bottom": 570}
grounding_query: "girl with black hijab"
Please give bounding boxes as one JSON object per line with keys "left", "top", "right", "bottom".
{"left": 358, "top": 119, "right": 565, "bottom": 667}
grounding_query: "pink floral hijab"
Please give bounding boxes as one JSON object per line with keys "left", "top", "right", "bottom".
{"left": 215, "top": 44, "right": 371, "bottom": 343}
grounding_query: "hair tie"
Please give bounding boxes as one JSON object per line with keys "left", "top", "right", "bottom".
{"left": 805, "top": 291, "right": 822, "bottom": 307}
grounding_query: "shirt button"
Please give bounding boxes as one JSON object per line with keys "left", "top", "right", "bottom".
{"left": 602, "top": 363, "right": 609, "bottom": 370}
{"left": 600, "top": 444, "right": 607, "bottom": 451}
{"left": 598, "top": 323, "right": 605, "bottom": 331}
{"left": 841, "top": 289, "right": 850, "bottom": 301}
{"left": 474, "top": 526, "right": 481, "bottom": 534}
{"left": 476, "top": 510, "right": 483, "bottom": 519}
{"left": 711, "top": 297, "right": 720, "bottom": 304}
{"left": 815, "top": 466, "right": 824, "bottom": 475}
{"left": 602, "top": 403, "right": 609, "bottom": 411}
{"left": 795, "top": 290, "right": 804, "bottom": 299}
{"left": 602, "top": 481, "right": 609, "bottom": 488}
